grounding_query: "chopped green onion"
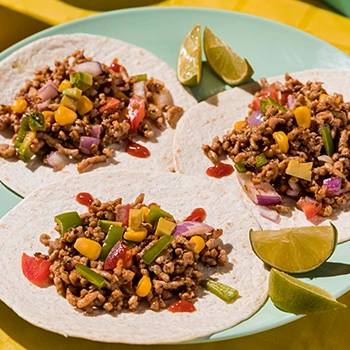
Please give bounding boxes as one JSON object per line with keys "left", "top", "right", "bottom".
{"left": 131, "top": 74, "right": 148, "bottom": 81}
{"left": 142, "top": 235, "right": 174, "bottom": 265}
{"left": 14, "top": 115, "right": 30, "bottom": 148}
{"left": 76, "top": 264, "right": 105, "bottom": 289}
{"left": 98, "top": 220, "right": 122, "bottom": 233}
{"left": 147, "top": 205, "right": 173, "bottom": 226}
{"left": 234, "top": 161, "right": 247, "bottom": 173}
{"left": 29, "top": 112, "right": 46, "bottom": 131}
{"left": 18, "top": 131, "right": 35, "bottom": 162}
{"left": 260, "top": 100, "right": 267, "bottom": 114}
{"left": 256, "top": 153, "right": 268, "bottom": 168}
{"left": 99, "top": 225, "right": 125, "bottom": 261}
{"left": 202, "top": 279, "right": 238, "bottom": 302}
{"left": 266, "top": 97, "right": 286, "bottom": 112}
{"left": 321, "top": 126, "right": 334, "bottom": 157}
{"left": 54, "top": 211, "right": 83, "bottom": 236}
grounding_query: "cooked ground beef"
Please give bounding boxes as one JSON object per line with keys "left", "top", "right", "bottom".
{"left": 203, "top": 74, "right": 350, "bottom": 216}
{"left": 37, "top": 194, "right": 227, "bottom": 313}
{"left": 0, "top": 51, "right": 184, "bottom": 172}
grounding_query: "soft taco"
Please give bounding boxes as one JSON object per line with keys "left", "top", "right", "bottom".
{"left": 0, "top": 34, "right": 197, "bottom": 196}
{"left": 0, "top": 171, "right": 268, "bottom": 344}
{"left": 173, "top": 69, "right": 350, "bottom": 243}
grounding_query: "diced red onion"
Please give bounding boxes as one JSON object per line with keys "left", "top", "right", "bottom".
{"left": 38, "top": 81, "right": 58, "bottom": 101}
{"left": 74, "top": 61, "right": 102, "bottom": 77}
{"left": 286, "top": 188, "right": 300, "bottom": 197}
{"left": 258, "top": 206, "right": 280, "bottom": 223}
{"left": 133, "top": 81, "right": 146, "bottom": 99}
{"left": 114, "top": 78, "right": 125, "bottom": 86}
{"left": 317, "top": 155, "right": 334, "bottom": 164}
{"left": 79, "top": 136, "right": 100, "bottom": 154}
{"left": 91, "top": 125, "right": 101, "bottom": 138}
{"left": 339, "top": 188, "right": 350, "bottom": 194}
{"left": 154, "top": 88, "right": 173, "bottom": 109}
{"left": 323, "top": 177, "right": 342, "bottom": 195}
{"left": 38, "top": 100, "right": 51, "bottom": 112}
{"left": 172, "top": 221, "right": 213, "bottom": 238}
{"left": 288, "top": 179, "right": 301, "bottom": 192}
{"left": 248, "top": 111, "right": 264, "bottom": 127}
{"left": 287, "top": 94, "right": 296, "bottom": 108}
{"left": 46, "top": 151, "right": 68, "bottom": 171}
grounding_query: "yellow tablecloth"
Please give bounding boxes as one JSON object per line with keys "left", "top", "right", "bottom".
{"left": 1, "top": 0, "right": 350, "bottom": 349}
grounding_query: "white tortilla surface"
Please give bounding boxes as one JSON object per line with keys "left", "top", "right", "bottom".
{"left": 0, "top": 34, "right": 197, "bottom": 197}
{"left": 173, "top": 69, "right": 350, "bottom": 243}
{"left": 0, "top": 171, "right": 268, "bottom": 344}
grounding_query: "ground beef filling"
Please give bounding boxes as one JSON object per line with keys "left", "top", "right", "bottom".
{"left": 203, "top": 74, "right": 350, "bottom": 216}
{"left": 37, "top": 195, "right": 227, "bottom": 313}
{"left": 0, "top": 51, "right": 184, "bottom": 173}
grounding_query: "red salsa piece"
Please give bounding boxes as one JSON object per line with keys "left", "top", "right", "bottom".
{"left": 115, "top": 204, "right": 132, "bottom": 226}
{"left": 104, "top": 242, "right": 134, "bottom": 270}
{"left": 110, "top": 58, "right": 121, "bottom": 73}
{"left": 184, "top": 208, "right": 207, "bottom": 222}
{"left": 168, "top": 300, "right": 196, "bottom": 313}
{"left": 127, "top": 142, "right": 150, "bottom": 158}
{"left": 22, "top": 253, "right": 52, "bottom": 286}
{"left": 206, "top": 162, "right": 234, "bottom": 178}
{"left": 76, "top": 192, "right": 94, "bottom": 208}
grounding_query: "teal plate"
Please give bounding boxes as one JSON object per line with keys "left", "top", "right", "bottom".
{"left": 1, "top": 6, "right": 350, "bottom": 344}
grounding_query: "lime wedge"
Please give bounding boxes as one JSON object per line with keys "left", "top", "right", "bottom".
{"left": 269, "top": 268, "right": 346, "bottom": 314}
{"left": 177, "top": 24, "right": 202, "bottom": 86}
{"left": 203, "top": 26, "right": 254, "bottom": 85}
{"left": 250, "top": 224, "right": 337, "bottom": 273}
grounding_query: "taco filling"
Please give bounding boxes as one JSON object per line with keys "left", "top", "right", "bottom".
{"left": 22, "top": 193, "right": 231, "bottom": 314}
{"left": 203, "top": 74, "right": 350, "bottom": 219}
{"left": 0, "top": 51, "right": 184, "bottom": 173}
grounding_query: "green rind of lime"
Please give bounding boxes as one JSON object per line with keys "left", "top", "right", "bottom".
{"left": 177, "top": 24, "right": 202, "bottom": 86}
{"left": 249, "top": 224, "right": 337, "bottom": 273}
{"left": 269, "top": 268, "right": 346, "bottom": 314}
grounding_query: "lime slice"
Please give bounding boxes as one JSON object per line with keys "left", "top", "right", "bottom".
{"left": 177, "top": 24, "right": 202, "bottom": 86}
{"left": 250, "top": 224, "right": 337, "bottom": 273}
{"left": 203, "top": 26, "right": 254, "bottom": 85}
{"left": 269, "top": 268, "right": 346, "bottom": 314}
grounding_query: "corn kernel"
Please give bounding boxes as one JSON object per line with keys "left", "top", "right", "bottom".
{"left": 319, "top": 94, "right": 328, "bottom": 101}
{"left": 136, "top": 275, "right": 152, "bottom": 297}
{"left": 58, "top": 79, "right": 71, "bottom": 92}
{"left": 335, "top": 96, "right": 342, "bottom": 104}
{"left": 124, "top": 227, "right": 148, "bottom": 242}
{"left": 54, "top": 106, "right": 78, "bottom": 126}
{"left": 74, "top": 237, "right": 101, "bottom": 261}
{"left": 294, "top": 106, "right": 311, "bottom": 128}
{"left": 273, "top": 131, "right": 289, "bottom": 153}
{"left": 42, "top": 111, "right": 53, "bottom": 120}
{"left": 234, "top": 120, "right": 244, "bottom": 129}
{"left": 77, "top": 96, "right": 93, "bottom": 115}
{"left": 155, "top": 217, "right": 176, "bottom": 237}
{"left": 264, "top": 149, "right": 274, "bottom": 158}
{"left": 142, "top": 207, "right": 150, "bottom": 221}
{"left": 11, "top": 99, "right": 27, "bottom": 114}
{"left": 190, "top": 236, "right": 206, "bottom": 254}
{"left": 129, "top": 209, "right": 144, "bottom": 231}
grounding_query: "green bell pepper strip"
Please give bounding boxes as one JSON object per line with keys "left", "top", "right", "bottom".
{"left": 147, "top": 205, "right": 173, "bottom": 226}
{"left": 18, "top": 131, "right": 35, "bottom": 162}
{"left": 75, "top": 264, "right": 105, "bottom": 289}
{"left": 54, "top": 211, "right": 83, "bottom": 236}
{"left": 142, "top": 235, "right": 174, "bottom": 265}
{"left": 98, "top": 220, "right": 123, "bottom": 233}
{"left": 256, "top": 153, "right": 268, "bottom": 168}
{"left": 266, "top": 97, "right": 286, "bottom": 112}
{"left": 124, "top": 240, "right": 137, "bottom": 249}
{"left": 234, "top": 161, "right": 247, "bottom": 173}
{"left": 99, "top": 225, "right": 125, "bottom": 261}
{"left": 14, "top": 115, "right": 30, "bottom": 148}
{"left": 115, "top": 91, "right": 130, "bottom": 102}
{"left": 131, "top": 74, "right": 148, "bottom": 82}
{"left": 321, "top": 126, "right": 334, "bottom": 157}
{"left": 29, "top": 112, "right": 46, "bottom": 131}
{"left": 260, "top": 100, "right": 267, "bottom": 114}
{"left": 202, "top": 279, "right": 238, "bottom": 302}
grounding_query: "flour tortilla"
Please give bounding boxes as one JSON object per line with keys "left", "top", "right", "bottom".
{"left": 0, "top": 171, "right": 268, "bottom": 344}
{"left": 0, "top": 34, "right": 197, "bottom": 197}
{"left": 174, "top": 69, "right": 350, "bottom": 243}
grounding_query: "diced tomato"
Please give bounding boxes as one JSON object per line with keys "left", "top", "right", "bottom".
{"left": 252, "top": 86, "right": 279, "bottom": 110}
{"left": 21, "top": 253, "right": 52, "bottom": 286}
{"left": 297, "top": 197, "right": 322, "bottom": 220}
{"left": 104, "top": 242, "right": 133, "bottom": 270}
{"left": 184, "top": 208, "right": 207, "bottom": 222}
{"left": 168, "top": 300, "right": 196, "bottom": 313}
{"left": 99, "top": 97, "right": 120, "bottom": 114}
{"left": 115, "top": 204, "right": 132, "bottom": 226}
{"left": 127, "top": 96, "right": 146, "bottom": 132}
{"left": 280, "top": 91, "right": 292, "bottom": 106}
{"left": 110, "top": 58, "right": 121, "bottom": 73}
